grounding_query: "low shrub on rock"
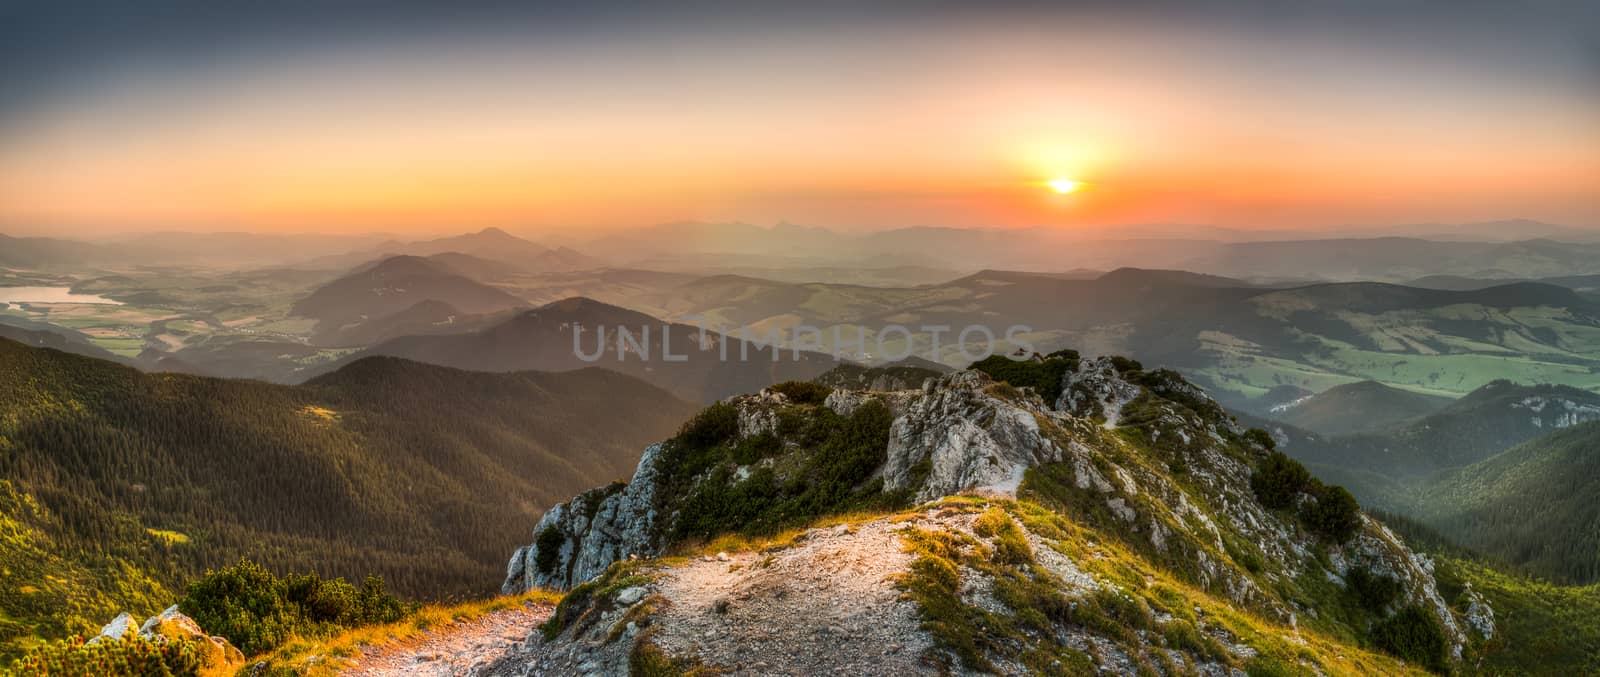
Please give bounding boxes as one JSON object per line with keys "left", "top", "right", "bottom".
{"left": 180, "top": 559, "right": 410, "bottom": 656}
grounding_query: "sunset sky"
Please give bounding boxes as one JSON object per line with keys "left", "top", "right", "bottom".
{"left": 1, "top": 1, "right": 1597, "bottom": 237}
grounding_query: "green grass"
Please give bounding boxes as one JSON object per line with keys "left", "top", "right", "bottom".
{"left": 894, "top": 499, "right": 1430, "bottom": 676}
{"left": 1434, "top": 557, "right": 1600, "bottom": 675}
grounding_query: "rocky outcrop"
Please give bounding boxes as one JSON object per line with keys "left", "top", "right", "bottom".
{"left": 501, "top": 356, "right": 1476, "bottom": 661}
{"left": 504, "top": 443, "right": 666, "bottom": 593}
{"left": 92, "top": 605, "right": 245, "bottom": 670}
{"left": 1058, "top": 356, "right": 1143, "bottom": 424}
{"left": 881, "top": 371, "right": 1075, "bottom": 501}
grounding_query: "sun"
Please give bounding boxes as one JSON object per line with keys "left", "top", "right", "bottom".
{"left": 1047, "top": 178, "right": 1081, "bottom": 194}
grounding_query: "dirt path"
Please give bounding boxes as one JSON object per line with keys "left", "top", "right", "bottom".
{"left": 338, "top": 601, "right": 555, "bottom": 676}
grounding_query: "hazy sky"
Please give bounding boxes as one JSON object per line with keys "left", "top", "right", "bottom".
{"left": 1, "top": 1, "right": 1597, "bottom": 236}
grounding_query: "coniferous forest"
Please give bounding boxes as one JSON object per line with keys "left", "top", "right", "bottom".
{"left": 0, "top": 338, "right": 694, "bottom": 658}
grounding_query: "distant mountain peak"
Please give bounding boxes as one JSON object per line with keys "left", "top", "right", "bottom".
{"left": 472, "top": 227, "right": 525, "bottom": 241}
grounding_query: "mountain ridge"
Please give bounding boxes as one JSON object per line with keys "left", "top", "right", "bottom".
{"left": 496, "top": 355, "right": 1472, "bottom": 674}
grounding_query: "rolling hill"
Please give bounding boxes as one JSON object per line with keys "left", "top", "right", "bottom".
{"left": 374, "top": 228, "right": 600, "bottom": 271}
{"left": 0, "top": 339, "right": 695, "bottom": 656}
{"left": 570, "top": 269, "right": 1600, "bottom": 406}
{"left": 0, "top": 234, "right": 108, "bottom": 266}
{"left": 1267, "top": 380, "right": 1453, "bottom": 435}
{"left": 322, "top": 297, "right": 839, "bottom": 402}
{"left": 292, "top": 255, "right": 529, "bottom": 345}
{"left": 1285, "top": 379, "right": 1600, "bottom": 482}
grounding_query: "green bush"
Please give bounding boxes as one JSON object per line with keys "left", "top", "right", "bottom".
{"left": 1251, "top": 451, "right": 1311, "bottom": 510}
{"left": 1346, "top": 567, "right": 1403, "bottom": 613}
{"left": 179, "top": 559, "right": 410, "bottom": 656}
{"left": 3, "top": 635, "right": 202, "bottom": 677}
{"left": 674, "top": 401, "right": 741, "bottom": 451}
{"left": 670, "top": 400, "right": 897, "bottom": 541}
{"left": 658, "top": 401, "right": 744, "bottom": 493}
{"left": 1244, "top": 427, "right": 1277, "bottom": 451}
{"left": 1108, "top": 356, "right": 1144, "bottom": 373}
{"left": 1303, "top": 484, "right": 1362, "bottom": 544}
{"left": 968, "top": 354, "right": 1077, "bottom": 403}
{"left": 769, "top": 381, "right": 833, "bottom": 405}
{"left": 1370, "top": 606, "right": 1449, "bottom": 673}
{"left": 731, "top": 432, "right": 782, "bottom": 465}
{"left": 534, "top": 526, "right": 566, "bottom": 576}
{"left": 1242, "top": 655, "right": 1302, "bottom": 677}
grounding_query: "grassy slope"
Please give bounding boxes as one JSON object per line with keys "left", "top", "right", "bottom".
{"left": 1435, "top": 558, "right": 1600, "bottom": 675}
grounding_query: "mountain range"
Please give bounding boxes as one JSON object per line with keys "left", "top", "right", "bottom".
{"left": 313, "top": 297, "right": 840, "bottom": 402}
{"left": 291, "top": 254, "right": 529, "bottom": 346}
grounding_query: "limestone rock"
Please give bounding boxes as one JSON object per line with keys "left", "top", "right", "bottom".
{"left": 92, "top": 612, "right": 136, "bottom": 643}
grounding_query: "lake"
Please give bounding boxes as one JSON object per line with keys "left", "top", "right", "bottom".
{"left": 0, "top": 286, "right": 123, "bottom": 305}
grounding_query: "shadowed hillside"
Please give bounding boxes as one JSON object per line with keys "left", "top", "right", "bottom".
{"left": 0, "top": 339, "right": 694, "bottom": 657}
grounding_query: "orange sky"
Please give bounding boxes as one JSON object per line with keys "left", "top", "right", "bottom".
{"left": 1, "top": 8, "right": 1596, "bottom": 236}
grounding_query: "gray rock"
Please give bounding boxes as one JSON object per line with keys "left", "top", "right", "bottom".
{"left": 615, "top": 586, "right": 648, "bottom": 606}
{"left": 503, "top": 442, "right": 668, "bottom": 592}
{"left": 92, "top": 612, "right": 136, "bottom": 643}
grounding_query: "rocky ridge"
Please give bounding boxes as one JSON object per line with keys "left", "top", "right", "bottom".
{"left": 500, "top": 356, "right": 1476, "bottom": 674}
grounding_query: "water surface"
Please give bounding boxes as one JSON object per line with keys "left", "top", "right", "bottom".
{"left": 0, "top": 286, "right": 122, "bottom": 305}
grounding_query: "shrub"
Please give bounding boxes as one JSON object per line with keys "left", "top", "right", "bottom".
{"left": 669, "top": 400, "right": 896, "bottom": 541}
{"left": 968, "top": 354, "right": 1076, "bottom": 404}
{"left": 534, "top": 526, "right": 566, "bottom": 576}
{"left": 1303, "top": 484, "right": 1362, "bottom": 544}
{"left": 1346, "top": 567, "right": 1403, "bottom": 613}
{"left": 731, "top": 432, "right": 782, "bottom": 465}
{"left": 1371, "top": 606, "right": 1449, "bottom": 673}
{"left": 1108, "top": 355, "right": 1144, "bottom": 373}
{"left": 4, "top": 635, "right": 202, "bottom": 677}
{"left": 179, "top": 559, "right": 411, "bottom": 656}
{"left": 1242, "top": 655, "right": 1301, "bottom": 677}
{"left": 769, "top": 381, "right": 833, "bottom": 405}
{"left": 674, "top": 401, "right": 741, "bottom": 451}
{"left": 658, "top": 401, "right": 743, "bottom": 492}
{"left": 1251, "top": 451, "right": 1311, "bottom": 510}
{"left": 1244, "top": 427, "right": 1277, "bottom": 451}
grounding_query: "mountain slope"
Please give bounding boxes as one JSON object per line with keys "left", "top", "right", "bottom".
{"left": 292, "top": 255, "right": 529, "bottom": 345}
{"left": 0, "top": 318, "right": 131, "bottom": 365}
{"left": 1269, "top": 380, "right": 1453, "bottom": 435}
{"left": 1414, "top": 421, "right": 1600, "bottom": 583}
{"left": 1287, "top": 380, "right": 1600, "bottom": 482}
{"left": 372, "top": 228, "right": 600, "bottom": 270}
{"left": 0, "top": 233, "right": 108, "bottom": 266}
{"left": 497, "top": 357, "right": 1472, "bottom": 674}
{"left": 0, "top": 339, "right": 694, "bottom": 657}
{"left": 327, "top": 297, "right": 838, "bottom": 402}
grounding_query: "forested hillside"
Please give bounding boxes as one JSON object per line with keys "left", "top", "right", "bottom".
{"left": 0, "top": 339, "right": 693, "bottom": 658}
{"left": 1414, "top": 421, "right": 1600, "bottom": 583}
{"left": 1285, "top": 379, "right": 1600, "bottom": 481}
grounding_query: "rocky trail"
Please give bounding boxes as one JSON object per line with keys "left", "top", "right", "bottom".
{"left": 337, "top": 601, "right": 555, "bottom": 677}
{"left": 480, "top": 515, "right": 958, "bottom": 676}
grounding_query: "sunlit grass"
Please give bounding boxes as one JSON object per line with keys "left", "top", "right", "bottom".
{"left": 248, "top": 589, "right": 561, "bottom": 676}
